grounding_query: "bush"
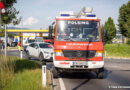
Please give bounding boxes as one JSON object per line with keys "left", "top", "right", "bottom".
{"left": 104, "top": 44, "right": 130, "bottom": 58}
{"left": 127, "top": 39, "right": 130, "bottom": 45}
{"left": 0, "top": 56, "right": 50, "bottom": 90}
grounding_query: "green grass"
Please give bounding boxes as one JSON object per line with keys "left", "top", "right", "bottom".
{"left": 104, "top": 44, "right": 130, "bottom": 58}
{"left": 7, "top": 47, "right": 23, "bottom": 50}
{"left": 0, "top": 55, "right": 51, "bottom": 90}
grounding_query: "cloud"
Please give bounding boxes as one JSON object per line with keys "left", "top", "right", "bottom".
{"left": 23, "top": 16, "right": 39, "bottom": 26}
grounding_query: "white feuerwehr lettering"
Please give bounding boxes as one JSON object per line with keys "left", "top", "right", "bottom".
{"left": 68, "top": 21, "right": 89, "bottom": 25}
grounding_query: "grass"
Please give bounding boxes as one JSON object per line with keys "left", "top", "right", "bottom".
{"left": 7, "top": 47, "right": 23, "bottom": 50}
{"left": 104, "top": 44, "right": 130, "bottom": 58}
{"left": 0, "top": 55, "right": 51, "bottom": 90}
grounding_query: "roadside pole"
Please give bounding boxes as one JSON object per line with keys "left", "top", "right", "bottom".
{"left": 0, "top": 0, "right": 1, "bottom": 87}
{"left": 42, "top": 62, "right": 46, "bottom": 87}
{"left": 20, "top": 50, "right": 23, "bottom": 59}
{"left": 4, "top": 24, "right": 7, "bottom": 56}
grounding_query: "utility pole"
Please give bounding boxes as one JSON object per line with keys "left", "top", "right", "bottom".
{"left": 0, "top": 0, "right": 1, "bottom": 88}
{"left": 0, "top": 1, "right": 6, "bottom": 56}
{"left": 4, "top": 24, "right": 7, "bottom": 56}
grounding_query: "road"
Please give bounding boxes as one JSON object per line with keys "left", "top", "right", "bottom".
{"left": 1, "top": 50, "right": 130, "bottom": 90}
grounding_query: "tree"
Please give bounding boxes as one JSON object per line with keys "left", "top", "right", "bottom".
{"left": 1, "top": 0, "right": 21, "bottom": 25}
{"left": 101, "top": 17, "right": 116, "bottom": 43}
{"left": 118, "top": 1, "right": 130, "bottom": 38}
{"left": 0, "top": 0, "right": 21, "bottom": 37}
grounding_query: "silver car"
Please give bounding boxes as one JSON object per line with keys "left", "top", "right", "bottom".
{"left": 26, "top": 42, "right": 53, "bottom": 62}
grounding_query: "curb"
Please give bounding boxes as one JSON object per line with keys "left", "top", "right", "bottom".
{"left": 1, "top": 49, "right": 18, "bottom": 50}
{"left": 7, "top": 49, "right": 18, "bottom": 51}
{"left": 105, "top": 57, "right": 130, "bottom": 60}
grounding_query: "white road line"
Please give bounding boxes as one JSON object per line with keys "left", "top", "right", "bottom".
{"left": 59, "top": 78, "right": 66, "bottom": 90}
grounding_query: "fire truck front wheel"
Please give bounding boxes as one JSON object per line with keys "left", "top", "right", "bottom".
{"left": 97, "top": 67, "right": 104, "bottom": 79}
{"left": 51, "top": 66, "right": 58, "bottom": 78}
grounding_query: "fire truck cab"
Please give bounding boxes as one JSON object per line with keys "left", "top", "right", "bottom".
{"left": 49, "top": 7, "right": 105, "bottom": 79}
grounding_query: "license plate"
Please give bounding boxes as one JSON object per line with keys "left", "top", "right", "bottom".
{"left": 72, "top": 61, "right": 88, "bottom": 66}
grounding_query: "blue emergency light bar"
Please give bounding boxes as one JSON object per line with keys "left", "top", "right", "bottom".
{"left": 87, "top": 14, "right": 96, "bottom": 17}
{"left": 61, "top": 14, "right": 70, "bottom": 16}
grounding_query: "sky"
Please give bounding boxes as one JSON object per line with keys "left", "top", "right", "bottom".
{"left": 11, "top": 0, "right": 129, "bottom": 29}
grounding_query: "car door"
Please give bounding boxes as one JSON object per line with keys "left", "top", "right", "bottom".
{"left": 28, "top": 43, "right": 35, "bottom": 56}
{"left": 33, "top": 43, "right": 39, "bottom": 58}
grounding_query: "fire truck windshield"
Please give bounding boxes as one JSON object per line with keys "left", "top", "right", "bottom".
{"left": 56, "top": 20, "right": 101, "bottom": 42}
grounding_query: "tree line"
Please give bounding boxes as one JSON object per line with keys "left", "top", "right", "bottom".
{"left": 102, "top": 1, "right": 130, "bottom": 44}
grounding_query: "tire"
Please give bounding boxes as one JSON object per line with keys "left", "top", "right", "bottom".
{"left": 27, "top": 51, "right": 31, "bottom": 60}
{"left": 51, "top": 66, "right": 58, "bottom": 78}
{"left": 39, "top": 53, "right": 44, "bottom": 62}
{"left": 97, "top": 67, "right": 104, "bottom": 79}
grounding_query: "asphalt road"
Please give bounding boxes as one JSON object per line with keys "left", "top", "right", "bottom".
{"left": 1, "top": 50, "right": 130, "bottom": 90}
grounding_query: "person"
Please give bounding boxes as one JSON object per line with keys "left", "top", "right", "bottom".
{"left": 18, "top": 41, "right": 21, "bottom": 51}
{"left": 85, "top": 29, "right": 97, "bottom": 41}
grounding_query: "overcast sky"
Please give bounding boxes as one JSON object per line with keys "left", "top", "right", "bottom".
{"left": 11, "top": 0, "right": 129, "bottom": 29}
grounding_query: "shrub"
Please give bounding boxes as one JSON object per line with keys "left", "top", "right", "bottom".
{"left": 126, "top": 39, "right": 130, "bottom": 45}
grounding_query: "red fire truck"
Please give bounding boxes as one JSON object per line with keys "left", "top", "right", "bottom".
{"left": 49, "top": 7, "right": 106, "bottom": 79}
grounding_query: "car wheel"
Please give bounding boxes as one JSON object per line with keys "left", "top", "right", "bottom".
{"left": 97, "top": 67, "right": 104, "bottom": 79}
{"left": 27, "top": 51, "right": 31, "bottom": 60}
{"left": 39, "top": 53, "right": 44, "bottom": 62}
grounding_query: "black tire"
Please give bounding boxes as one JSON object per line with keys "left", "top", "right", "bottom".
{"left": 51, "top": 66, "right": 58, "bottom": 78}
{"left": 27, "top": 51, "right": 31, "bottom": 60}
{"left": 39, "top": 53, "right": 44, "bottom": 62}
{"left": 97, "top": 67, "right": 104, "bottom": 79}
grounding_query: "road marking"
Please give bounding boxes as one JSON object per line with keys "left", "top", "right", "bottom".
{"left": 59, "top": 78, "right": 66, "bottom": 90}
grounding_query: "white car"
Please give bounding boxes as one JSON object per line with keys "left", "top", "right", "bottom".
{"left": 26, "top": 42, "right": 53, "bottom": 62}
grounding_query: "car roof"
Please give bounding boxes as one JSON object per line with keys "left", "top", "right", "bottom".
{"left": 32, "top": 42, "right": 49, "bottom": 44}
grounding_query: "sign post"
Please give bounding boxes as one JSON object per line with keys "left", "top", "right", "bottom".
{"left": 4, "top": 24, "right": 7, "bottom": 56}
{"left": 0, "top": 0, "right": 5, "bottom": 86}
{"left": 0, "top": 1, "right": 6, "bottom": 56}
{"left": 20, "top": 50, "right": 23, "bottom": 59}
{"left": 42, "top": 62, "right": 46, "bottom": 87}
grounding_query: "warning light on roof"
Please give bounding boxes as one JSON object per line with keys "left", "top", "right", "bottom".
{"left": 87, "top": 14, "right": 96, "bottom": 17}
{"left": 61, "top": 14, "right": 70, "bottom": 16}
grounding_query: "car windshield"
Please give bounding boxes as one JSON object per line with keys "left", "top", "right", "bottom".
{"left": 56, "top": 20, "right": 100, "bottom": 42}
{"left": 28, "top": 40, "right": 35, "bottom": 43}
{"left": 35, "top": 37, "right": 43, "bottom": 42}
{"left": 39, "top": 43, "right": 52, "bottom": 48}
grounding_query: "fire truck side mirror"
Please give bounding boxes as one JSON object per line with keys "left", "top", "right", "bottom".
{"left": 103, "top": 29, "right": 108, "bottom": 37}
{"left": 49, "top": 25, "right": 53, "bottom": 39}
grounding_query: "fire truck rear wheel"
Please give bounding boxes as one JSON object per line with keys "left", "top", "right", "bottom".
{"left": 97, "top": 67, "right": 104, "bottom": 79}
{"left": 52, "top": 66, "right": 58, "bottom": 78}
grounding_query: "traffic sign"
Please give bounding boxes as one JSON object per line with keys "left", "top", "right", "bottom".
{"left": 1, "top": 8, "right": 5, "bottom": 13}
{"left": 0, "top": 1, "right": 5, "bottom": 14}
{"left": 0, "top": 2, "right": 4, "bottom": 9}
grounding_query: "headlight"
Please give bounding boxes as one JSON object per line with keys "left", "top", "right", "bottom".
{"left": 95, "top": 51, "right": 103, "bottom": 57}
{"left": 55, "top": 50, "right": 63, "bottom": 56}
{"left": 44, "top": 51, "right": 50, "bottom": 54}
